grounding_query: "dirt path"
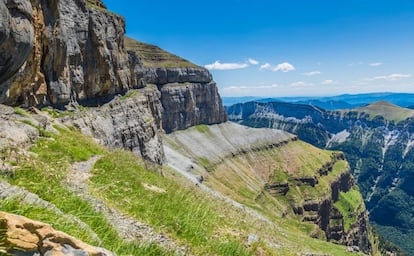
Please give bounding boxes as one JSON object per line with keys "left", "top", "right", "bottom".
{"left": 66, "top": 156, "right": 190, "bottom": 255}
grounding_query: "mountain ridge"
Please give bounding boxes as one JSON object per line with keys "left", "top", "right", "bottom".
{"left": 222, "top": 92, "right": 414, "bottom": 110}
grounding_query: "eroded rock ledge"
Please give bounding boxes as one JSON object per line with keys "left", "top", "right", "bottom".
{"left": 0, "top": 211, "right": 114, "bottom": 256}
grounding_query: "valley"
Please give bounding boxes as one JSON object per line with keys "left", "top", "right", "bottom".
{"left": 227, "top": 100, "right": 414, "bottom": 255}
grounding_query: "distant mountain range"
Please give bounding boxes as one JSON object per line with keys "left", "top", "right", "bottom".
{"left": 222, "top": 92, "right": 414, "bottom": 110}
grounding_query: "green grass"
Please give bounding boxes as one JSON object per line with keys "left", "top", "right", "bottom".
{"left": 1, "top": 127, "right": 172, "bottom": 255}
{"left": 41, "top": 107, "right": 75, "bottom": 118}
{"left": 345, "top": 101, "right": 414, "bottom": 123}
{"left": 14, "top": 107, "right": 30, "bottom": 117}
{"left": 125, "top": 37, "right": 199, "bottom": 68}
{"left": 334, "top": 189, "right": 364, "bottom": 231}
{"left": 90, "top": 151, "right": 254, "bottom": 255}
{"left": 194, "top": 124, "right": 209, "bottom": 133}
{"left": 120, "top": 89, "right": 140, "bottom": 100}
{"left": 0, "top": 124, "right": 256, "bottom": 255}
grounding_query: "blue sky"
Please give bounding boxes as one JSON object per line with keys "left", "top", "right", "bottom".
{"left": 104, "top": 0, "right": 414, "bottom": 97}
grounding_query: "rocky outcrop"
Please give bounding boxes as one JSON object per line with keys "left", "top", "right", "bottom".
{"left": 0, "top": 0, "right": 131, "bottom": 105}
{"left": 0, "top": 0, "right": 226, "bottom": 130}
{"left": 134, "top": 66, "right": 213, "bottom": 86}
{"left": 160, "top": 82, "right": 227, "bottom": 133}
{"left": 0, "top": 211, "right": 114, "bottom": 256}
{"left": 65, "top": 87, "right": 164, "bottom": 164}
{"left": 125, "top": 37, "right": 227, "bottom": 133}
{"left": 288, "top": 156, "right": 372, "bottom": 254}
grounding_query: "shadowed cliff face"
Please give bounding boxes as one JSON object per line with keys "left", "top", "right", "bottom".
{"left": 0, "top": 0, "right": 130, "bottom": 105}
{"left": 0, "top": 0, "right": 34, "bottom": 86}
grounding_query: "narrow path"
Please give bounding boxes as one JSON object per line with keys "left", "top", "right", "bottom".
{"left": 66, "top": 156, "right": 191, "bottom": 255}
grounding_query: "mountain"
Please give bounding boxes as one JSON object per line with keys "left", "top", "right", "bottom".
{"left": 227, "top": 100, "right": 414, "bottom": 255}
{"left": 0, "top": 0, "right": 396, "bottom": 255}
{"left": 223, "top": 92, "right": 414, "bottom": 110}
{"left": 294, "top": 100, "right": 359, "bottom": 110}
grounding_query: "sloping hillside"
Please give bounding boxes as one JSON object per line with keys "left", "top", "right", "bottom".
{"left": 0, "top": 106, "right": 378, "bottom": 255}
{"left": 350, "top": 101, "right": 414, "bottom": 122}
{"left": 227, "top": 100, "right": 414, "bottom": 255}
{"left": 164, "top": 122, "right": 376, "bottom": 254}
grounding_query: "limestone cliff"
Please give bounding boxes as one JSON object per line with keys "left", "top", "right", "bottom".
{"left": 0, "top": 0, "right": 226, "bottom": 162}
{"left": 0, "top": 0, "right": 226, "bottom": 129}
{"left": 125, "top": 38, "right": 226, "bottom": 133}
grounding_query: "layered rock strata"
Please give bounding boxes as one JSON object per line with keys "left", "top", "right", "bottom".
{"left": 0, "top": 0, "right": 226, "bottom": 133}
{"left": 67, "top": 87, "right": 165, "bottom": 164}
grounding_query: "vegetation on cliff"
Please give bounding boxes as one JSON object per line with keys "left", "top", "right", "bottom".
{"left": 125, "top": 37, "right": 198, "bottom": 68}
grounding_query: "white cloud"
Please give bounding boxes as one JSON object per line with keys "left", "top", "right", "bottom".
{"left": 365, "top": 73, "right": 411, "bottom": 81}
{"left": 204, "top": 61, "right": 249, "bottom": 70}
{"left": 321, "top": 80, "right": 336, "bottom": 85}
{"left": 369, "top": 62, "right": 384, "bottom": 67}
{"left": 248, "top": 58, "right": 259, "bottom": 65}
{"left": 273, "top": 62, "right": 296, "bottom": 72}
{"left": 259, "top": 62, "right": 295, "bottom": 72}
{"left": 302, "top": 71, "right": 321, "bottom": 76}
{"left": 291, "top": 81, "right": 314, "bottom": 87}
{"left": 260, "top": 63, "right": 272, "bottom": 70}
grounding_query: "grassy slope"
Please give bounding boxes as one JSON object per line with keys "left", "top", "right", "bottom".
{"left": 125, "top": 37, "right": 199, "bottom": 68}
{"left": 347, "top": 101, "right": 414, "bottom": 122}
{"left": 207, "top": 140, "right": 356, "bottom": 220}
{"left": 166, "top": 125, "right": 377, "bottom": 255}
{"left": 0, "top": 115, "right": 372, "bottom": 255}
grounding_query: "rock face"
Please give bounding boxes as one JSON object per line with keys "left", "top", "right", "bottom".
{"left": 0, "top": 0, "right": 226, "bottom": 133}
{"left": 0, "top": 0, "right": 227, "bottom": 161}
{"left": 291, "top": 155, "right": 372, "bottom": 254}
{"left": 66, "top": 87, "right": 165, "bottom": 164}
{"left": 160, "top": 82, "right": 226, "bottom": 133}
{"left": 125, "top": 38, "right": 227, "bottom": 133}
{"left": 1, "top": 0, "right": 131, "bottom": 105}
{"left": 0, "top": 211, "right": 114, "bottom": 256}
{"left": 0, "top": 0, "right": 34, "bottom": 86}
